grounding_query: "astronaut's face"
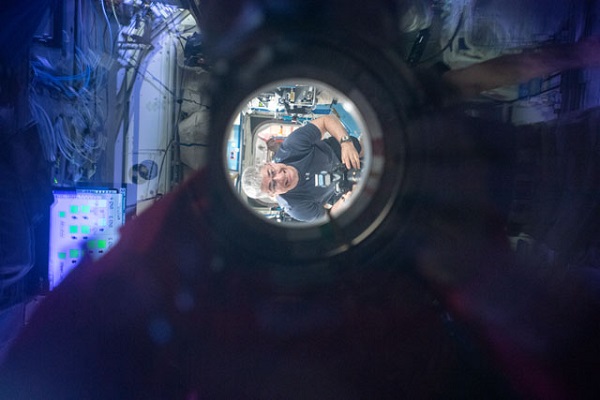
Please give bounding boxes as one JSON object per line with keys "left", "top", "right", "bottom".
{"left": 260, "top": 163, "right": 299, "bottom": 195}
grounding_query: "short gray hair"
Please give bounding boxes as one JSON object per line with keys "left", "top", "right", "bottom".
{"left": 241, "top": 166, "right": 264, "bottom": 199}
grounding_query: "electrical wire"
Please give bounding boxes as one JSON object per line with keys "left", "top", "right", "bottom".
{"left": 29, "top": 43, "right": 109, "bottom": 181}
{"left": 99, "top": 0, "right": 115, "bottom": 55}
{"left": 29, "top": 1, "right": 188, "bottom": 186}
{"left": 123, "top": 54, "right": 210, "bottom": 108}
{"left": 31, "top": 51, "right": 93, "bottom": 99}
{"left": 29, "top": 97, "right": 57, "bottom": 162}
{"left": 157, "top": 139, "right": 176, "bottom": 196}
{"left": 110, "top": 0, "right": 123, "bottom": 33}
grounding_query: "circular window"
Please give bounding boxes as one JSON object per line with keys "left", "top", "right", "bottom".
{"left": 225, "top": 79, "right": 379, "bottom": 227}
{"left": 204, "top": 38, "right": 417, "bottom": 263}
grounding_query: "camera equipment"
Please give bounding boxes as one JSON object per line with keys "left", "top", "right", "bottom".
{"left": 315, "top": 163, "right": 362, "bottom": 200}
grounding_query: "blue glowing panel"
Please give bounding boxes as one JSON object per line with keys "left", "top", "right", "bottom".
{"left": 48, "top": 187, "right": 126, "bottom": 290}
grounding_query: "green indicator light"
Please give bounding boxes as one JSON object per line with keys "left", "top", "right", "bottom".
{"left": 69, "top": 225, "right": 78, "bottom": 234}
{"left": 70, "top": 205, "right": 79, "bottom": 213}
{"left": 81, "top": 205, "right": 91, "bottom": 213}
{"left": 81, "top": 225, "right": 91, "bottom": 234}
{"left": 59, "top": 211, "right": 66, "bottom": 218}
{"left": 69, "top": 249, "right": 79, "bottom": 258}
{"left": 87, "top": 240, "right": 96, "bottom": 249}
{"left": 97, "top": 240, "right": 107, "bottom": 249}
{"left": 58, "top": 252, "right": 66, "bottom": 259}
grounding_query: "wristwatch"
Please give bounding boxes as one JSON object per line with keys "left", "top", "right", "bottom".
{"left": 340, "top": 135, "right": 352, "bottom": 144}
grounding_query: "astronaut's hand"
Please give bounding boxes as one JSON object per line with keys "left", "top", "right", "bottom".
{"left": 341, "top": 141, "right": 360, "bottom": 170}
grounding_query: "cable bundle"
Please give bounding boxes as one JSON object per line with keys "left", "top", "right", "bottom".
{"left": 29, "top": 48, "right": 108, "bottom": 183}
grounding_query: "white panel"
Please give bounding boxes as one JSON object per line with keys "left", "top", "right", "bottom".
{"left": 124, "top": 30, "right": 178, "bottom": 209}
